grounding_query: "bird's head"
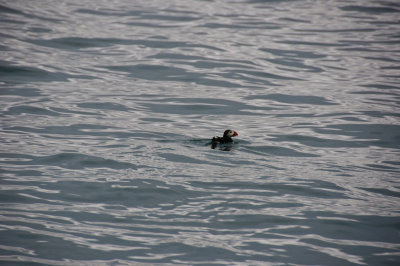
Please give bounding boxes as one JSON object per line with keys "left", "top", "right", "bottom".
{"left": 223, "top": 129, "right": 238, "bottom": 138}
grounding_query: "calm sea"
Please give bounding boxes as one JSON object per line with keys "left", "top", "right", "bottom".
{"left": 1, "top": 0, "right": 399, "bottom": 265}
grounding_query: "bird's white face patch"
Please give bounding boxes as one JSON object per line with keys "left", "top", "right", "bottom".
{"left": 226, "top": 130, "right": 234, "bottom": 137}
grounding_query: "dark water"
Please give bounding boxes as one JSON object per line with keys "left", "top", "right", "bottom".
{"left": 1, "top": 0, "right": 400, "bottom": 265}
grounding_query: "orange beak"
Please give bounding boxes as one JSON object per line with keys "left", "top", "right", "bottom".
{"left": 233, "top": 131, "right": 238, "bottom": 137}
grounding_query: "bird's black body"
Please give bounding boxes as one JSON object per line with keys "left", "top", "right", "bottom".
{"left": 211, "top": 129, "right": 238, "bottom": 149}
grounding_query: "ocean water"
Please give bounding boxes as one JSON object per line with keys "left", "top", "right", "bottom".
{"left": 1, "top": 0, "right": 399, "bottom": 265}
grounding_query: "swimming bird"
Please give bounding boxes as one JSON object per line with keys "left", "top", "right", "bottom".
{"left": 211, "top": 129, "right": 238, "bottom": 148}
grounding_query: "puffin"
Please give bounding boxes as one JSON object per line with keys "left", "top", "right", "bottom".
{"left": 211, "top": 129, "right": 238, "bottom": 148}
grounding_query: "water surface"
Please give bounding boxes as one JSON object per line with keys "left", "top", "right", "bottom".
{"left": 1, "top": 0, "right": 400, "bottom": 265}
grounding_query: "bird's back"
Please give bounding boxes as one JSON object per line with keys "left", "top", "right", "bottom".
{"left": 212, "top": 136, "right": 232, "bottom": 144}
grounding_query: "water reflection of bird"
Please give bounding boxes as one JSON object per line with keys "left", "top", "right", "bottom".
{"left": 211, "top": 129, "right": 238, "bottom": 149}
